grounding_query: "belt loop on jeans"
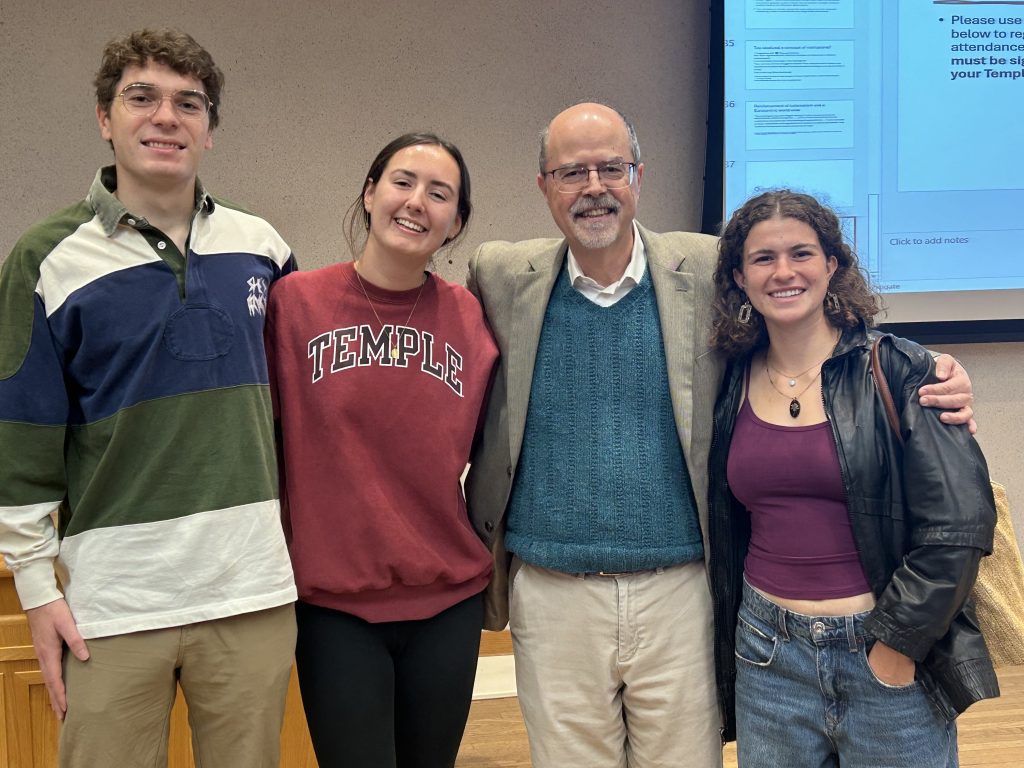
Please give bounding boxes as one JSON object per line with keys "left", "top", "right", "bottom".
{"left": 776, "top": 605, "right": 790, "bottom": 641}
{"left": 845, "top": 615, "right": 858, "bottom": 653}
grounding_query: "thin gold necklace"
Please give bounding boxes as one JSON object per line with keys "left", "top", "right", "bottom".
{"left": 764, "top": 331, "right": 841, "bottom": 418}
{"left": 353, "top": 267, "right": 427, "bottom": 360}
{"left": 765, "top": 363, "right": 821, "bottom": 419}
{"left": 766, "top": 358, "right": 822, "bottom": 388}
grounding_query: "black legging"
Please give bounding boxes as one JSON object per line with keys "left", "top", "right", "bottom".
{"left": 295, "top": 592, "right": 484, "bottom": 768}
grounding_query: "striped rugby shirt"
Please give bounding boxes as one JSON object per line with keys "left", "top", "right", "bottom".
{"left": 0, "top": 167, "right": 297, "bottom": 638}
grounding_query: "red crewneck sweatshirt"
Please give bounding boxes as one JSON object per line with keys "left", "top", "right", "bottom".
{"left": 265, "top": 261, "right": 497, "bottom": 622}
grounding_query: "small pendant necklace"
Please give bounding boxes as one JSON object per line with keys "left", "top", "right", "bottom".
{"left": 353, "top": 267, "right": 427, "bottom": 359}
{"left": 764, "top": 331, "right": 841, "bottom": 418}
{"left": 766, "top": 358, "right": 822, "bottom": 388}
{"left": 765, "top": 363, "right": 821, "bottom": 419}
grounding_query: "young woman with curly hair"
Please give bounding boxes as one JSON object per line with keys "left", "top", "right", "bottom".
{"left": 707, "top": 190, "right": 998, "bottom": 767}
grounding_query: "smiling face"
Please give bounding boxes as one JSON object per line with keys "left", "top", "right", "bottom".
{"left": 537, "top": 103, "right": 643, "bottom": 259}
{"left": 361, "top": 143, "right": 463, "bottom": 269}
{"left": 734, "top": 216, "right": 838, "bottom": 333}
{"left": 97, "top": 60, "right": 213, "bottom": 194}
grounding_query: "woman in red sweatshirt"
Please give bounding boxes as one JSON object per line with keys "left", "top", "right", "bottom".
{"left": 265, "top": 133, "right": 498, "bottom": 768}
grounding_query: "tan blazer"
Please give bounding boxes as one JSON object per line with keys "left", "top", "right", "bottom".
{"left": 466, "top": 223, "right": 725, "bottom": 630}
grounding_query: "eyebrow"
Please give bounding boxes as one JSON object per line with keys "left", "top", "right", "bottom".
{"left": 748, "top": 241, "right": 820, "bottom": 254}
{"left": 746, "top": 245, "right": 817, "bottom": 263}
{"left": 558, "top": 157, "right": 627, "bottom": 168}
{"left": 390, "top": 168, "right": 457, "bottom": 195}
{"left": 123, "top": 82, "right": 206, "bottom": 94}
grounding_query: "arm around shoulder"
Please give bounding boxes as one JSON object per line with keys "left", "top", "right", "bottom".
{"left": 918, "top": 350, "right": 975, "bottom": 431}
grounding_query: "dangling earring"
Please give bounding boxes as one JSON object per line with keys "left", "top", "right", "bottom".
{"left": 738, "top": 300, "right": 753, "bottom": 324}
{"left": 826, "top": 292, "right": 840, "bottom": 313}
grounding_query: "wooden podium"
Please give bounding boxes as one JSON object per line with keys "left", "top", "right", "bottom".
{"left": 0, "top": 562, "right": 317, "bottom": 767}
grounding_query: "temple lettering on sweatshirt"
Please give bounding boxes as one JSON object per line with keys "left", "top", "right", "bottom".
{"left": 307, "top": 324, "right": 463, "bottom": 396}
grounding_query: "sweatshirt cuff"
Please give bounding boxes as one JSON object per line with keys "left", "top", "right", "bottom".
{"left": 10, "top": 559, "right": 62, "bottom": 610}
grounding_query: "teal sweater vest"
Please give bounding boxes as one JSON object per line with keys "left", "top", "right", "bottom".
{"left": 504, "top": 266, "right": 704, "bottom": 573}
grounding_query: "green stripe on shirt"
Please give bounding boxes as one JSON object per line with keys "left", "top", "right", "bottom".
{"left": 0, "top": 422, "right": 66, "bottom": 505}
{"left": 0, "top": 201, "right": 93, "bottom": 378}
{"left": 63, "top": 384, "right": 278, "bottom": 536}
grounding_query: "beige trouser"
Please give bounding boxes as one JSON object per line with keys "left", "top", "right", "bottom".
{"left": 60, "top": 603, "right": 296, "bottom": 768}
{"left": 510, "top": 561, "right": 722, "bottom": 768}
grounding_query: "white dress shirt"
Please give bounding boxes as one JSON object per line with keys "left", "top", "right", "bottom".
{"left": 566, "top": 222, "right": 647, "bottom": 307}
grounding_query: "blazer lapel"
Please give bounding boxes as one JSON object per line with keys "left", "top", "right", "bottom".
{"left": 506, "top": 243, "right": 566, "bottom": 465}
{"left": 644, "top": 225, "right": 697, "bottom": 461}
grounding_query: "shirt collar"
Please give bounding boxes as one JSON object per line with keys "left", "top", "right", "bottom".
{"left": 566, "top": 221, "right": 647, "bottom": 291}
{"left": 87, "top": 165, "right": 215, "bottom": 237}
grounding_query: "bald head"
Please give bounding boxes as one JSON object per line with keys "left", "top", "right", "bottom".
{"left": 539, "top": 102, "right": 641, "bottom": 174}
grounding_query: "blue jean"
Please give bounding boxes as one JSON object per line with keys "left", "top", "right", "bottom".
{"left": 734, "top": 581, "right": 958, "bottom": 767}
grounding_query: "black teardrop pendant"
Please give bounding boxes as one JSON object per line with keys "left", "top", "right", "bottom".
{"left": 789, "top": 398, "right": 801, "bottom": 418}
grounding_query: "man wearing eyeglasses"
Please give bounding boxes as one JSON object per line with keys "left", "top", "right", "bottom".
{"left": 464, "top": 102, "right": 975, "bottom": 768}
{"left": 0, "top": 29, "right": 296, "bottom": 768}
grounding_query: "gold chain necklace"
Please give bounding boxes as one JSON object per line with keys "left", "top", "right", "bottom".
{"left": 763, "top": 331, "right": 841, "bottom": 418}
{"left": 353, "top": 268, "right": 427, "bottom": 360}
{"left": 766, "top": 358, "right": 822, "bottom": 388}
{"left": 765, "top": 363, "right": 822, "bottom": 419}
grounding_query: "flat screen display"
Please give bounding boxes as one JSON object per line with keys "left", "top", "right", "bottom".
{"left": 722, "top": 0, "right": 1024, "bottom": 327}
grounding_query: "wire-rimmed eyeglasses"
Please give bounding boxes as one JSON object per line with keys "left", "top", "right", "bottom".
{"left": 117, "top": 83, "right": 212, "bottom": 120}
{"left": 544, "top": 161, "right": 637, "bottom": 192}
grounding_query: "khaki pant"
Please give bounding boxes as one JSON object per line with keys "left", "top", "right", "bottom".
{"left": 60, "top": 604, "right": 296, "bottom": 768}
{"left": 510, "top": 561, "right": 722, "bottom": 768}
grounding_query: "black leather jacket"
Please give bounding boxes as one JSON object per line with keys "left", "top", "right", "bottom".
{"left": 708, "top": 324, "right": 999, "bottom": 741}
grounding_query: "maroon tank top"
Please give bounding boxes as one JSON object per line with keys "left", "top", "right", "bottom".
{"left": 726, "top": 390, "right": 870, "bottom": 600}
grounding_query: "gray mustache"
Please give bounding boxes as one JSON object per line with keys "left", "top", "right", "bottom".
{"left": 570, "top": 194, "right": 620, "bottom": 215}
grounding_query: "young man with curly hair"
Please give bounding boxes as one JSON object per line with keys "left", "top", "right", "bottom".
{"left": 0, "top": 29, "right": 296, "bottom": 768}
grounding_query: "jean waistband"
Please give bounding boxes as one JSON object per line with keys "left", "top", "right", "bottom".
{"left": 741, "top": 580, "right": 872, "bottom": 650}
